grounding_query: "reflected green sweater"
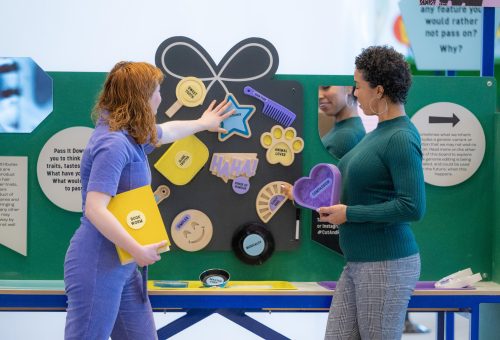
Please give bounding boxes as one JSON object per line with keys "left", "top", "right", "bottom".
{"left": 337, "top": 116, "right": 426, "bottom": 262}
{"left": 321, "top": 117, "right": 366, "bottom": 159}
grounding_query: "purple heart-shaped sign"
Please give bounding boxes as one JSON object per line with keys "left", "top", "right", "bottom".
{"left": 292, "top": 163, "right": 341, "bottom": 210}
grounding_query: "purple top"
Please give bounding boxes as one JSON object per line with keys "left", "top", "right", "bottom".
{"left": 79, "top": 120, "right": 162, "bottom": 227}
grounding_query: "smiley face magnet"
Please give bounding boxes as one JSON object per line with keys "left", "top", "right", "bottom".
{"left": 170, "top": 209, "right": 213, "bottom": 251}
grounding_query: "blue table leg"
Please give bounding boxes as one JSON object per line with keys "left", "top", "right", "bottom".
{"left": 470, "top": 306, "right": 479, "bottom": 340}
{"left": 156, "top": 309, "right": 291, "bottom": 340}
{"left": 156, "top": 309, "right": 213, "bottom": 339}
{"left": 437, "top": 312, "right": 445, "bottom": 340}
{"left": 445, "top": 311, "right": 454, "bottom": 340}
{"left": 218, "top": 309, "right": 290, "bottom": 340}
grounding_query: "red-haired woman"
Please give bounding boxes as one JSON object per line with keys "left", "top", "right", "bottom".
{"left": 64, "top": 61, "right": 233, "bottom": 339}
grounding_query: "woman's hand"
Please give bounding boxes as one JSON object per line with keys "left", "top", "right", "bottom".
{"left": 157, "top": 99, "right": 235, "bottom": 144}
{"left": 317, "top": 204, "right": 347, "bottom": 225}
{"left": 281, "top": 183, "right": 294, "bottom": 201}
{"left": 198, "top": 99, "right": 235, "bottom": 133}
{"left": 131, "top": 240, "right": 168, "bottom": 267}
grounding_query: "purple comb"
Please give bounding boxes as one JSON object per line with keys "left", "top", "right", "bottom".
{"left": 244, "top": 86, "right": 296, "bottom": 127}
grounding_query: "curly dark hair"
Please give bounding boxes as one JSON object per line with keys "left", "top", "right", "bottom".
{"left": 354, "top": 46, "right": 412, "bottom": 104}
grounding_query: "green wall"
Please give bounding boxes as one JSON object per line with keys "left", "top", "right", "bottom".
{"left": 0, "top": 73, "right": 497, "bottom": 282}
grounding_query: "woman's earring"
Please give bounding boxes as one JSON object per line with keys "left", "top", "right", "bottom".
{"left": 368, "top": 97, "right": 388, "bottom": 115}
{"left": 345, "top": 94, "right": 356, "bottom": 107}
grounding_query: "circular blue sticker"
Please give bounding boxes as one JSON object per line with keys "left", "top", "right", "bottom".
{"left": 242, "top": 234, "right": 265, "bottom": 256}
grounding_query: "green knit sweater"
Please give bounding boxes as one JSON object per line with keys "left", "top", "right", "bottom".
{"left": 321, "top": 117, "right": 366, "bottom": 159}
{"left": 337, "top": 115, "right": 426, "bottom": 262}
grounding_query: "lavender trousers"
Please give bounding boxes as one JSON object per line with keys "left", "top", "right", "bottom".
{"left": 325, "top": 253, "right": 420, "bottom": 340}
{"left": 64, "top": 223, "right": 157, "bottom": 340}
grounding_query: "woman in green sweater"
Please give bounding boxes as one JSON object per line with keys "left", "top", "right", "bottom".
{"left": 319, "top": 46, "right": 426, "bottom": 339}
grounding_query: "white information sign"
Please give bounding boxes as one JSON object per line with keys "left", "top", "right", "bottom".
{"left": 0, "top": 156, "right": 27, "bottom": 255}
{"left": 400, "top": 0, "right": 483, "bottom": 70}
{"left": 37, "top": 126, "right": 93, "bottom": 212}
{"left": 411, "top": 102, "right": 485, "bottom": 186}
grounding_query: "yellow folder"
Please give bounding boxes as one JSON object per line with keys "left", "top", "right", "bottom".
{"left": 107, "top": 185, "right": 170, "bottom": 264}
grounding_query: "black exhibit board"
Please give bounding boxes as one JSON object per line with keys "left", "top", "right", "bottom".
{"left": 150, "top": 37, "right": 303, "bottom": 252}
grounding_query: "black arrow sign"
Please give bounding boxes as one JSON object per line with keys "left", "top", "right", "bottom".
{"left": 429, "top": 113, "right": 460, "bottom": 127}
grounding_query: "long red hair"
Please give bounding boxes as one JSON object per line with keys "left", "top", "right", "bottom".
{"left": 92, "top": 61, "right": 164, "bottom": 144}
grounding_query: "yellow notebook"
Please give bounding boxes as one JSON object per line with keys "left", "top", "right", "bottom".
{"left": 107, "top": 185, "right": 171, "bottom": 264}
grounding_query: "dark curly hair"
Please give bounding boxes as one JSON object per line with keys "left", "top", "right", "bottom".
{"left": 355, "top": 46, "right": 412, "bottom": 104}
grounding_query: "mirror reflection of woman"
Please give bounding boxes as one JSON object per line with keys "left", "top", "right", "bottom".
{"left": 319, "top": 86, "right": 366, "bottom": 159}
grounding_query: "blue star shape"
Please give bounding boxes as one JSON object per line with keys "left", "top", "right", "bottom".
{"left": 218, "top": 93, "right": 256, "bottom": 142}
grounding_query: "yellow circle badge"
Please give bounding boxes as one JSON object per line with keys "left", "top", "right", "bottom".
{"left": 126, "top": 210, "right": 146, "bottom": 230}
{"left": 175, "top": 151, "right": 192, "bottom": 169}
{"left": 176, "top": 77, "right": 206, "bottom": 107}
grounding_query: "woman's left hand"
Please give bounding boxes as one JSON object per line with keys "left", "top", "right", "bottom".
{"left": 198, "top": 99, "right": 235, "bottom": 133}
{"left": 317, "top": 204, "right": 347, "bottom": 225}
{"left": 281, "top": 183, "right": 294, "bottom": 201}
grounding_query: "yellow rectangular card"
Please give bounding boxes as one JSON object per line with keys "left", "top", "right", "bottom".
{"left": 107, "top": 185, "right": 170, "bottom": 264}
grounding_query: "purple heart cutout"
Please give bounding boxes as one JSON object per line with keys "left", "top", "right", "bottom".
{"left": 292, "top": 163, "right": 341, "bottom": 210}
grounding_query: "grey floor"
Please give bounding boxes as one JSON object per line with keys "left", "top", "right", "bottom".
{"left": 402, "top": 312, "right": 469, "bottom": 340}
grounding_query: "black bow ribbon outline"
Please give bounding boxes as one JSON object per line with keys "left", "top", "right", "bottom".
{"left": 155, "top": 36, "right": 279, "bottom": 96}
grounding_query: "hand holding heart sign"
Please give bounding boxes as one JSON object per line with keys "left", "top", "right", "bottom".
{"left": 316, "top": 204, "right": 347, "bottom": 225}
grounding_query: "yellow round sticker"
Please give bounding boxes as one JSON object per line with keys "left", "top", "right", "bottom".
{"left": 176, "top": 77, "right": 206, "bottom": 107}
{"left": 175, "top": 151, "right": 192, "bottom": 169}
{"left": 126, "top": 210, "right": 146, "bottom": 230}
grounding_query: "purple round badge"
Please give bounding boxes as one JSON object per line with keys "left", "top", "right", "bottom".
{"left": 232, "top": 176, "right": 250, "bottom": 194}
